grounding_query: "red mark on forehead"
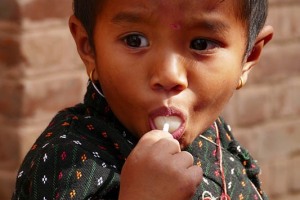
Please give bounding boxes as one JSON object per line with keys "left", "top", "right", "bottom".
{"left": 170, "top": 23, "right": 182, "bottom": 30}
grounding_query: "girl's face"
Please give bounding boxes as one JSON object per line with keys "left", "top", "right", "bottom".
{"left": 91, "top": 0, "right": 247, "bottom": 148}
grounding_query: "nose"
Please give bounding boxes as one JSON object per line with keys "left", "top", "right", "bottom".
{"left": 150, "top": 53, "right": 188, "bottom": 94}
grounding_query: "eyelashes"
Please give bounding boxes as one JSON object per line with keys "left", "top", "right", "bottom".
{"left": 122, "top": 33, "right": 149, "bottom": 48}
{"left": 190, "top": 38, "right": 219, "bottom": 52}
{"left": 121, "top": 33, "right": 220, "bottom": 53}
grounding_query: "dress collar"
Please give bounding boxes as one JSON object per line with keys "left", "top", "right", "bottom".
{"left": 83, "top": 81, "right": 139, "bottom": 145}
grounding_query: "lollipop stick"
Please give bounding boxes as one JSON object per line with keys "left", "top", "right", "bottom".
{"left": 163, "top": 123, "right": 169, "bottom": 132}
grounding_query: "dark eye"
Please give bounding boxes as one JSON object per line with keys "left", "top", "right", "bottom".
{"left": 190, "top": 39, "right": 218, "bottom": 51}
{"left": 123, "top": 34, "right": 149, "bottom": 48}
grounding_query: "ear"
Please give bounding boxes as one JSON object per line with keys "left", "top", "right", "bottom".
{"left": 240, "top": 25, "right": 274, "bottom": 84}
{"left": 69, "top": 15, "right": 98, "bottom": 80}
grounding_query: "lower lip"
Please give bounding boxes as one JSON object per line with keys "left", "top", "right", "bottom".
{"left": 170, "top": 125, "right": 185, "bottom": 140}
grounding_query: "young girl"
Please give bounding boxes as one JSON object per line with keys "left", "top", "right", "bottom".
{"left": 13, "top": 0, "right": 273, "bottom": 199}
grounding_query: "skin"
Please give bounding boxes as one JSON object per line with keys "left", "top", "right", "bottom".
{"left": 69, "top": 0, "right": 273, "bottom": 199}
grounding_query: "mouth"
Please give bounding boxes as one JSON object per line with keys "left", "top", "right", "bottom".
{"left": 149, "top": 107, "right": 186, "bottom": 140}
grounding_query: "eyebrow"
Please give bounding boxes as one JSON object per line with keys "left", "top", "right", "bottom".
{"left": 190, "top": 19, "right": 230, "bottom": 36}
{"left": 111, "top": 11, "right": 147, "bottom": 24}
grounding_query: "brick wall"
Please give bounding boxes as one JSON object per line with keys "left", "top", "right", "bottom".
{"left": 0, "top": 0, "right": 299, "bottom": 199}
{"left": 0, "top": 0, "right": 85, "bottom": 199}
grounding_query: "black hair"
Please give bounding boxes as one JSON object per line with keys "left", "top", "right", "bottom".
{"left": 237, "top": 0, "right": 269, "bottom": 55}
{"left": 73, "top": 0, "right": 101, "bottom": 48}
{"left": 73, "top": 0, "right": 268, "bottom": 55}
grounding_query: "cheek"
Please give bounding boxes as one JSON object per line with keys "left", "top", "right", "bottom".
{"left": 192, "top": 71, "right": 238, "bottom": 112}
{"left": 212, "top": 77, "right": 237, "bottom": 104}
{"left": 95, "top": 50, "right": 149, "bottom": 103}
{"left": 96, "top": 55, "right": 146, "bottom": 116}
{"left": 99, "top": 67, "right": 144, "bottom": 104}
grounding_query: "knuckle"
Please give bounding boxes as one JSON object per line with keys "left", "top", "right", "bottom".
{"left": 182, "top": 151, "right": 194, "bottom": 161}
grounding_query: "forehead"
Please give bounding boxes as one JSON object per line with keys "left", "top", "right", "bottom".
{"left": 99, "top": 0, "right": 239, "bottom": 18}
{"left": 97, "top": 0, "right": 244, "bottom": 30}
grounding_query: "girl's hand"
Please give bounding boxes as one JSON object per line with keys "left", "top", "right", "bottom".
{"left": 119, "top": 130, "right": 203, "bottom": 200}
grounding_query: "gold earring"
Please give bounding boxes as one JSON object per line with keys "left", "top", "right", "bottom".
{"left": 236, "top": 77, "right": 244, "bottom": 90}
{"left": 89, "top": 68, "right": 96, "bottom": 82}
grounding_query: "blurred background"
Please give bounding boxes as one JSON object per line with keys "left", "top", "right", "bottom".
{"left": 0, "top": 0, "right": 299, "bottom": 199}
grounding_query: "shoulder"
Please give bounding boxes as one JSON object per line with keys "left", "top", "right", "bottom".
{"left": 19, "top": 104, "right": 122, "bottom": 173}
{"left": 13, "top": 105, "right": 121, "bottom": 199}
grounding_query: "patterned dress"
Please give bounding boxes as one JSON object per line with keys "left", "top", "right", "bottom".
{"left": 12, "top": 83, "right": 268, "bottom": 200}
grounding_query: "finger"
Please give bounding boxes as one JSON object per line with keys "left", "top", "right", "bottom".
{"left": 187, "top": 165, "right": 203, "bottom": 186}
{"left": 180, "top": 165, "right": 203, "bottom": 193}
{"left": 138, "top": 130, "right": 174, "bottom": 148}
{"left": 153, "top": 136, "right": 181, "bottom": 154}
{"left": 172, "top": 151, "right": 194, "bottom": 168}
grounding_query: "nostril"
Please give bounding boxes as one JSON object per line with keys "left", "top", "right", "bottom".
{"left": 152, "top": 82, "right": 187, "bottom": 94}
{"left": 152, "top": 83, "right": 164, "bottom": 91}
{"left": 173, "top": 84, "right": 186, "bottom": 92}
